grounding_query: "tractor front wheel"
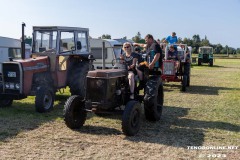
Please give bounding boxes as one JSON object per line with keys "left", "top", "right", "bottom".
{"left": 35, "top": 86, "right": 54, "bottom": 113}
{"left": 63, "top": 95, "right": 87, "bottom": 129}
{"left": 209, "top": 59, "right": 213, "bottom": 66}
{"left": 198, "top": 58, "right": 202, "bottom": 66}
{"left": 122, "top": 100, "right": 142, "bottom": 136}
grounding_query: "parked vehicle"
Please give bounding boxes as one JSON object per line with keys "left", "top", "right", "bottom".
{"left": 198, "top": 46, "right": 213, "bottom": 66}
{"left": 63, "top": 58, "right": 164, "bottom": 136}
{"left": 0, "top": 36, "right": 31, "bottom": 72}
{"left": 0, "top": 24, "right": 94, "bottom": 112}
{"left": 161, "top": 44, "right": 192, "bottom": 91}
{"left": 90, "top": 38, "right": 122, "bottom": 69}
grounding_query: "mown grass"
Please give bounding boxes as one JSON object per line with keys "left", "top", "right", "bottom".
{"left": 0, "top": 59, "right": 239, "bottom": 159}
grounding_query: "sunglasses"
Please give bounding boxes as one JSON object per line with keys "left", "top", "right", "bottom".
{"left": 124, "top": 46, "right": 130, "bottom": 49}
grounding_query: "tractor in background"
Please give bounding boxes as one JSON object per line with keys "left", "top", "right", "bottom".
{"left": 161, "top": 44, "right": 192, "bottom": 91}
{"left": 198, "top": 46, "right": 213, "bottom": 66}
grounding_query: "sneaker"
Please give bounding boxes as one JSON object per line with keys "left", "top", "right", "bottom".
{"left": 130, "top": 93, "right": 134, "bottom": 100}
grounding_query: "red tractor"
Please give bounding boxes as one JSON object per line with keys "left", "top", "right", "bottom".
{"left": 161, "top": 44, "right": 192, "bottom": 91}
{"left": 0, "top": 24, "right": 93, "bottom": 112}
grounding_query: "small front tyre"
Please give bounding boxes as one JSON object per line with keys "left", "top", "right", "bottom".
{"left": 209, "top": 59, "right": 213, "bottom": 66}
{"left": 63, "top": 95, "right": 87, "bottom": 129}
{"left": 35, "top": 86, "right": 54, "bottom": 113}
{"left": 198, "top": 58, "right": 202, "bottom": 66}
{"left": 122, "top": 100, "right": 142, "bottom": 136}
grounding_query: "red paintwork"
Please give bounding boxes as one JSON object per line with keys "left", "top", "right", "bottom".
{"left": 16, "top": 56, "right": 49, "bottom": 94}
{"left": 161, "top": 60, "right": 182, "bottom": 82}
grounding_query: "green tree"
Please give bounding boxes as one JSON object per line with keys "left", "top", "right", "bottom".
{"left": 101, "top": 34, "right": 111, "bottom": 39}
{"left": 192, "top": 34, "right": 201, "bottom": 43}
{"left": 228, "top": 47, "right": 235, "bottom": 54}
{"left": 122, "top": 36, "right": 127, "bottom": 40}
{"left": 182, "top": 38, "right": 193, "bottom": 47}
{"left": 25, "top": 36, "right": 32, "bottom": 45}
{"left": 177, "top": 37, "right": 182, "bottom": 43}
{"left": 192, "top": 35, "right": 201, "bottom": 53}
{"left": 201, "top": 36, "right": 210, "bottom": 46}
{"left": 215, "top": 44, "right": 223, "bottom": 54}
{"left": 236, "top": 48, "right": 240, "bottom": 54}
{"left": 132, "top": 32, "right": 142, "bottom": 43}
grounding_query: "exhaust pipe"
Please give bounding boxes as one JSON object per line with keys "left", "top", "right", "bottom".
{"left": 21, "top": 23, "right": 26, "bottom": 59}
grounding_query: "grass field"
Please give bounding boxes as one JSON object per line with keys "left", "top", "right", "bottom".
{"left": 0, "top": 59, "right": 239, "bottom": 160}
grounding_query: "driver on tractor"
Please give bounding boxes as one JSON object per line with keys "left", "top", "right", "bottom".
{"left": 167, "top": 45, "right": 180, "bottom": 72}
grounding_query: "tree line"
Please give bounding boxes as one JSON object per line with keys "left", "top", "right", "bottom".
{"left": 100, "top": 32, "right": 239, "bottom": 54}
{"left": 26, "top": 32, "right": 239, "bottom": 54}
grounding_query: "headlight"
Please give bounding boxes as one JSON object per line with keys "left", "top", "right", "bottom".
{"left": 96, "top": 79, "right": 104, "bottom": 88}
{"left": 5, "top": 83, "right": 10, "bottom": 88}
{"left": 15, "top": 83, "right": 20, "bottom": 89}
{"left": 10, "top": 83, "right": 15, "bottom": 89}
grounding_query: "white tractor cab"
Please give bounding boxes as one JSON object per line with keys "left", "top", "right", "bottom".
{"left": 0, "top": 36, "right": 31, "bottom": 73}
{"left": 164, "top": 44, "right": 192, "bottom": 62}
{"left": 90, "top": 38, "right": 123, "bottom": 69}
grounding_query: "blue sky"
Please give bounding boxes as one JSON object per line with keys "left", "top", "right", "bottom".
{"left": 0, "top": 0, "right": 239, "bottom": 48}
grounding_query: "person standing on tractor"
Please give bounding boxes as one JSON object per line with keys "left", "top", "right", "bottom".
{"left": 133, "top": 34, "right": 162, "bottom": 90}
{"left": 164, "top": 32, "right": 178, "bottom": 50}
{"left": 163, "top": 32, "right": 178, "bottom": 45}
{"left": 120, "top": 42, "right": 139, "bottom": 99}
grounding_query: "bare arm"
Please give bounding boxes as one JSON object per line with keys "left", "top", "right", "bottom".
{"left": 133, "top": 43, "right": 147, "bottom": 48}
{"left": 129, "top": 58, "right": 137, "bottom": 69}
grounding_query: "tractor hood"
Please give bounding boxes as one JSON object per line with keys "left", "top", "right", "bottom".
{"left": 3, "top": 56, "right": 50, "bottom": 73}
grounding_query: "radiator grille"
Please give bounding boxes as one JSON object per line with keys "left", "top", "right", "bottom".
{"left": 163, "top": 61, "right": 175, "bottom": 75}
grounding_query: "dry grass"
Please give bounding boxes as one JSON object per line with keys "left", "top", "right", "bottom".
{"left": 0, "top": 59, "right": 239, "bottom": 160}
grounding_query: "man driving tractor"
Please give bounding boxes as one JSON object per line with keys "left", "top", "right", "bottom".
{"left": 133, "top": 34, "right": 163, "bottom": 90}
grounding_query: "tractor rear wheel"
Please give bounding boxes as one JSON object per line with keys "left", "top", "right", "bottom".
{"left": 144, "top": 76, "right": 163, "bottom": 122}
{"left": 35, "top": 85, "right": 54, "bottom": 113}
{"left": 122, "top": 100, "right": 142, "bottom": 136}
{"left": 63, "top": 95, "right": 87, "bottom": 129}
{"left": 68, "top": 61, "right": 89, "bottom": 98}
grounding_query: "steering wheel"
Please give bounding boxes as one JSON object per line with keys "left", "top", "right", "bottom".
{"left": 112, "top": 58, "right": 125, "bottom": 66}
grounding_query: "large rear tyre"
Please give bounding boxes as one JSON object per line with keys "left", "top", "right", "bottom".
{"left": 144, "top": 76, "right": 164, "bottom": 122}
{"left": 35, "top": 86, "right": 54, "bottom": 113}
{"left": 122, "top": 100, "right": 142, "bottom": 136}
{"left": 0, "top": 99, "right": 13, "bottom": 107}
{"left": 68, "top": 61, "right": 89, "bottom": 98}
{"left": 181, "top": 75, "right": 187, "bottom": 92}
{"left": 63, "top": 95, "right": 87, "bottom": 129}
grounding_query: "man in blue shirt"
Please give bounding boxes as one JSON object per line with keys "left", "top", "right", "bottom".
{"left": 164, "top": 32, "right": 178, "bottom": 45}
